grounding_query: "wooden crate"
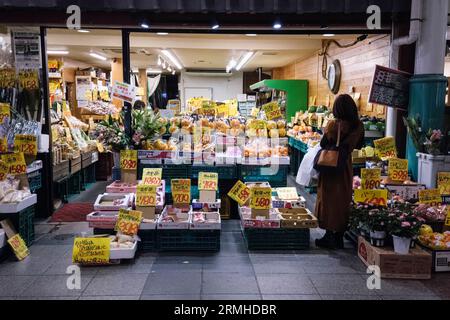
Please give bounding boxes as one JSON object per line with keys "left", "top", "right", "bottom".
{"left": 53, "top": 160, "right": 70, "bottom": 182}
{"left": 81, "top": 151, "right": 93, "bottom": 169}
{"left": 70, "top": 156, "right": 82, "bottom": 174}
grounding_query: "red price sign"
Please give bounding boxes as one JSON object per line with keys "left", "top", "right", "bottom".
{"left": 14, "top": 134, "right": 37, "bottom": 156}
{"left": 120, "top": 150, "right": 137, "bottom": 170}
{"left": 171, "top": 179, "right": 191, "bottom": 204}
{"left": 115, "top": 209, "right": 142, "bottom": 236}
{"left": 250, "top": 187, "right": 272, "bottom": 210}
{"left": 228, "top": 180, "right": 251, "bottom": 206}
{"left": 1, "top": 153, "right": 27, "bottom": 175}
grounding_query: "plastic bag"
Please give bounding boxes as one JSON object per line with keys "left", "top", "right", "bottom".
{"left": 296, "top": 144, "right": 321, "bottom": 186}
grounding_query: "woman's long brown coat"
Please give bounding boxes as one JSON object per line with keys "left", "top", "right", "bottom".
{"left": 314, "top": 119, "right": 364, "bottom": 233}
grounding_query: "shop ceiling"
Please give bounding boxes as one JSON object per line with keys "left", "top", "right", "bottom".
{"left": 46, "top": 29, "right": 365, "bottom": 72}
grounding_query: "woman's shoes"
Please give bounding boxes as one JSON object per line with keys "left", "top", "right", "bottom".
{"left": 315, "top": 231, "right": 345, "bottom": 249}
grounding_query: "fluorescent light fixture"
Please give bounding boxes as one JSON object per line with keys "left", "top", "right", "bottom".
{"left": 47, "top": 50, "right": 69, "bottom": 55}
{"left": 89, "top": 52, "right": 107, "bottom": 61}
{"left": 146, "top": 69, "right": 162, "bottom": 74}
{"left": 157, "top": 32, "right": 169, "bottom": 35}
{"left": 161, "top": 49, "right": 183, "bottom": 70}
{"left": 212, "top": 24, "right": 220, "bottom": 30}
{"left": 141, "top": 23, "right": 150, "bottom": 29}
{"left": 235, "top": 52, "right": 254, "bottom": 71}
{"left": 323, "top": 34, "right": 335, "bottom": 37}
{"left": 77, "top": 29, "right": 90, "bottom": 33}
{"left": 172, "top": 70, "right": 176, "bottom": 75}
{"left": 157, "top": 56, "right": 162, "bottom": 66}
{"left": 132, "top": 68, "right": 139, "bottom": 73}
{"left": 246, "top": 34, "right": 257, "bottom": 37}
{"left": 273, "top": 22, "right": 282, "bottom": 29}
{"left": 226, "top": 59, "right": 237, "bottom": 73}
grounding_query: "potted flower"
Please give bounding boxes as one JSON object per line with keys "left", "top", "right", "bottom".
{"left": 388, "top": 210, "right": 425, "bottom": 255}
{"left": 349, "top": 204, "right": 370, "bottom": 237}
{"left": 367, "top": 208, "right": 389, "bottom": 247}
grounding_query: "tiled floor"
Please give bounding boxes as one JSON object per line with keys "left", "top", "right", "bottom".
{"left": 0, "top": 219, "right": 449, "bottom": 300}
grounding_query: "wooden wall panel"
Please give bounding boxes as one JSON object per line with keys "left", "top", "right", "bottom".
{"left": 273, "top": 36, "right": 390, "bottom": 117}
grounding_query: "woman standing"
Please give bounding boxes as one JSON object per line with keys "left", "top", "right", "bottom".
{"left": 315, "top": 94, "right": 364, "bottom": 249}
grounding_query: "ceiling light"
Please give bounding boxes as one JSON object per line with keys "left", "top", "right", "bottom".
{"left": 323, "top": 34, "right": 335, "bottom": 37}
{"left": 273, "top": 22, "right": 282, "bottom": 29}
{"left": 146, "top": 69, "right": 162, "bottom": 74}
{"left": 47, "top": 50, "right": 69, "bottom": 55}
{"left": 172, "top": 70, "right": 176, "bottom": 75}
{"left": 212, "top": 24, "right": 220, "bottom": 30}
{"left": 246, "top": 34, "right": 257, "bottom": 37}
{"left": 89, "top": 52, "right": 107, "bottom": 61}
{"left": 167, "top": 66, "right": 172, "bottom": 72}
{"left": 140, "top": 22, "right": 150, "bottom": 29}
{"left": 236, "top": 52, "right": 254, "bottom": 71}
{"left": 157, "top": 56, "right": 162, "bottom": 66}
{"left": 162, "top": 61, "right": 166, "bottom": 68}
{"left": 77, "top": 29, "right": 90, "bottom": 33}
{"left": 161, "top": 49, "right": 183, "bottom": 70}
{"left": 132, "top": 68, "right": 139, "bottom": 73}
{"left": 226, "top": 59, "right": 237, "bottom": 73}
{"left": 157, "top": 32, "right": 169, "bottom": 35}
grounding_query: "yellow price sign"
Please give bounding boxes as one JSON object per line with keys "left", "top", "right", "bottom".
{"left": 8, "top": 234, "right": 29, "bottom": 261}
{"left": 250, "top": 119, "right": 267, "bottom": 130}
{"left": 250, "top": 187, "right": 272, "bottom": 210}
{"left": 388, "top": 158, "right": 409, "bottom": 182}
{"left": 360, "top": 168, "right": 381, "bottom": 190}
{"left": 419, "top": 189, "right": 442, "bottom": 206}
{"left": 262, "top": 102, "right": 282, "bottom": 120}
{"left": 216, "top": 104, "right": 229, "bottom": 116}
{"left": 115, "top": 209, "right": 142, "bottom": 236}
{"left": 120, "top": 150, "right": 138, "bottom": 170}
{"left": 136, "top": 184, "right": 157, "bottom": 207}
{"left": 0, "top": 68, "right": 16, "bottom": 88}
{"left": 142, "top": 168, "right": 162, "bottom": 186}
{"left": 198, "top": 172, "right": 218, "bottom": 191}
{"left": 374, "top": 137, "right": 397, "bottom": 161}
{"left": 354, "top": 189, "right": 388, "bottom": 207}
{"left": 228, "top": 180, "right": 251, "bottom": 206}
{"left": 437, "top": 172, "right": 450, "bottom": 196}
{"left": 1, "top": 152, "right": 27, "bottom": 175}
{"left": 276, "top": 187, "right": 298, "bottom": 200}
{"left": 171, "top": 179, "right": 191, "bottom": 204}
{"left": 0, "top": 103, "right": 10, "bottom": 124}
{"left": 250, "top": 107, "right": 260, "bottom": 118}
{"left": 0, "top": 137, "right": 8, "bottom": 153}
{"left": 0, "top": 161, "right": 9, "bottom": 181}
{"left": 72, "top": 237, "right": 110, "bottom": 265}
{"left": 14, "top": 134, "right": 37, "bottom": 156}
{"left": 445, "top": 208, "right": 450, "bottom": 227}
{"left": 19, "top": 70, "right": 39, "bottom": 90}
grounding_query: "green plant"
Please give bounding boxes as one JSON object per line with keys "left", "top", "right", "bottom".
{"left": 91, "top": 114, "right": 130, "bottom": 152}
{"left": 367, "top": 208, "right": 390, "bottom": 232}
{"left": 387, "top": 207, "right": 425, "bottom": 239}
{"left": 403, "top": 115, "right": 445, "bottom": 155}
{"left": 131, "top": 109, "right": 165, "bottom": 148}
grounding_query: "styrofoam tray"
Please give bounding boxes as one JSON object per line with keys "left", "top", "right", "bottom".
{"left": 110, "top": 241, "right": 137, "bottom": 260}
{"left": 190, "top": 212, "right": 221, "bottom": 230}
{"left": 0, "top": 194, "right": 37, "bottom": 214}
{"left": 94, "top": 193, "right": 134, "bottom": 211}
{"left": 157, "top": 206, "right": 191, "bottom": 230}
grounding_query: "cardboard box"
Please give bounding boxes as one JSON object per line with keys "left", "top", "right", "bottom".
{"left": 277, "top": 208, "right": 318, "bottom": 229}
{"left": 357, "top": 237, "right": 432, "bottom": 279}
{"left": 137, "top": 206, "right": 156, "bottom": 220}
{"left": 239, "top": 206, "right": 280, "bottom": 229}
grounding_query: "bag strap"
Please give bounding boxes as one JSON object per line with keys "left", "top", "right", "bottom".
{"left": 336, "top": 121, "right": 341, "bottom": 148}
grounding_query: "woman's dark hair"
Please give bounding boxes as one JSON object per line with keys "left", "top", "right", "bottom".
{"left": 333, "top": 94, "right": 359, "bottom": 127}
{"left": 133, "top": 100, "right": 145, "bottom": 110}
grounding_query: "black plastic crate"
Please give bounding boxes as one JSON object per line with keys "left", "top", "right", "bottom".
{"left": 93, "top": 228, "right": 115, "bottom": 235}
{"left": 242, "top": 227, "right": 310, "bottom": 250}
{"left": 138, "top": 229, "right": 157, "bottom": 252}
{"left": 0, "top": 205, "right": 35, "bottom": 247}
{"left": 157, "top": 229, "right": 220, "bottom": 252}
{"left": 27, "top": 171, "right": 42, "bottom": 193}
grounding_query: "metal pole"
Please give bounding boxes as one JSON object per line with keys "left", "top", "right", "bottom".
{"left": 122, "top": 29, "right": 132, "bottom": 139}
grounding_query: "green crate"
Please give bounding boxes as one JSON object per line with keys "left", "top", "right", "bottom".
{"left": 138, "top": 229, "right": 157, "bottom": 252}
{"left": 0, "top": 205, "right": 35, "bottom": 247}
{"left": 242, "top": 227, "right": 310, "bottom": 250}
{"left": 239, "top": 165, "right": 288, "bottom": 186}
{"left": 157, "top": 229, "right": 220, "bottom": 252}
{"left": 190, "top": 165, "right": 237, "bottom": 180}
{"left": 27, "top": 171, "right": 42, "bottom": 193}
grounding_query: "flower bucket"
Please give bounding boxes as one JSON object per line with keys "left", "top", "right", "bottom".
{"left": 370, "top": 230, "right": 386, "bottom": 247}
{"left": 416, "top": 153, "right": 450, "bottom": 189}
{"left": 113, "top": 152, "right": 120, "bottom": 168}
{"left": 393, "top": 235, "right": 411, "bottom": 255}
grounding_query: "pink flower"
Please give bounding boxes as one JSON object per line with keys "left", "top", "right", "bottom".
{"left": 401, "top": 221, "right": 411, "bottom": 228}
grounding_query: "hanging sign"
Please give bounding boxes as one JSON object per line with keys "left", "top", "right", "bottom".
{"left": 1, "top": 153, "right": 27, "bottom": 175}
{"left": 75, "top": 76, "right": 91, "bottom": 101}
{"left": 14, "top": 134, "right": 37, "bottom": 156}
{"left": 228, "top": 180, "right": 251, "bottom": 206}
{"left": 360, "top": 168, "right": 381, "bottom": 190}
{"left": 8, "top": 234, "right": 29, "bottom": 261}
{"left": 250, "top": 187, "right": 272, "bottom": 210}
{"left": 419, "top": 189, "right": 442, "bottom": 206}
{"left": 354, "top": 189, "right": 388, "bottom": 207}
{"left": 262, "top": 102, "right": 282, "bottom": 120}
{"left": 12, "top": 31, "right": 42, "bottom": 70}
{"left": 374, "top": 137, "right": 397, "bottom": 161}
{"left": 142, "top": 168, "right": 162, "bottom": 186}
{"left": 112, "top": 81, "right": 136, "bottom": 103}
{"left": 388, "top": 158, "right": 409, "bottom": 182}
{"left": 198, "top": 172, "right": 218, "bottom": 191}
{"left": 72, "top": 237, "right": 110, "bottom": 265}
{"left": 136, "top": 184, "right": 157, "bottom": 207}
{"left": 0, "top": 103, "right": 10, "bottom": 124}
{"left": 171, "top": 179, "right": 191, "bottom": 204}
{"left": 120, "top": 150, "right": 137, "bottom": 170}
{"left": 115, "top": 209, "right": 142, "bottom": 236}
{"left": 437, "top": 172, "right": 450, "bottom": 196}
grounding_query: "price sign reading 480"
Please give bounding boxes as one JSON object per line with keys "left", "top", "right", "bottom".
{"left": 250, "top": 187, "right": 272, "bottom": 210}
{"left": 198, "top": 172, "right": 218, "bottom": 191}
{"left": 361, "top": 168, "right": 381, "bottom": 190}
{"left": 120, "top": 150, "right": 137, "bottom": 170}
{"left": 388, "top": 158, "right": 408, "bottom": 182}
{"left": 1, "top": 152, "right": 27, "bottom": 175}
{"left": 136, "top": 184, "right": 157, "bottom": 207}
{"left": 171, "top": 179, "right": 191, "bottom": 204}
{"left": 14, "top": 134, "right": 37, "bottom": 156}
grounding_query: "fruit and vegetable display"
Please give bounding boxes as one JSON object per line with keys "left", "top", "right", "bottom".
{"left": 108, "top": 233, "right": 136, "bottom": 249}
{"left": 361, "top": 116, "right": 386, "bottom": 132}
{"left": 419, "top": 231, "right": 450, "bottom": 250}
{"left": 0, "top": 177, "right": 32, "bottom": 203}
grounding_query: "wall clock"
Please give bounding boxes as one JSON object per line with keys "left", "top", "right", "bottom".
{"left": 327, "top": 59, "right": 341, "bottom": 94}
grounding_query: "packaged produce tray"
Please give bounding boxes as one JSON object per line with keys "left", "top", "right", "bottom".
{"left": 93, "top": 193, "right": 134, "bottom": 211}
{"left": 272, "top": 196, "right": 306, "bottom": 209}
{"left": 157, "top": 205, "right": 191, "bottom": 230}
{"left": 157, "top": 229, "right": 220, "bottom": 252}
{"left": 190, "top": 212, "right": 221, "bottom": 230}
{"left": 277, "top": 208, "right": 318, "bottom": 229}
{"left": 106, "top": 181, "right": 138, "bottom": 193}
{"left": 0, "top": 194, "right": 37, "bottom": 214}
{"left": 239, "top": 206, "right": 280, "bottom": 229}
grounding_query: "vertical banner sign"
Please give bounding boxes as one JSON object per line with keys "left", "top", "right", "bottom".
{"left": 354, "top": 189, "right": 388, "bottom": 207}
{"left": 198, "top": 172, "right": 218, "bottom": 191}
{"left": 115, "top": 209, "right": 142, "bottom": 236}
{"left": 388, "top": 158, "right": 409, "bottom": 182}
{"left": 7, "top": 234, "right": 29, "bottom": 261}
{"left": 0, "top": 103, "right": 11, "bottom": 124}
{"left": 136, "top": 184, "right": 157, "bottom": 207}
{"left": 361, "top": 168, "right": 382, "bottom": 190}
{"left": 142, "top": 168, "right": 163, "bottom": 186}
{"left": 228, "top": 180, "right": 251, "bottom": 206}
{"left": 72, "top": 238, "right": 110, "bottom": 265}
{"left": 419, "top": 189, "right": 442, "bottom": 206}
{"left": 120, "top": 150, "right": 137, "bottom": 170}
{"left": 1, "top": 153, "right": 27, "bottom": 175}
{"left": 437, "top": 172, "right": 450, "bottom": 195}
{"left": 14, "top": 134, "right": 37, "bottom": 156}
{"left": 171, "top": 179, "right": 191, "bottom": 204}
{"left": 250, "top": 187, "right": 272, "bottom": 210}
{"left": 374, "top": 137, "right": 397, "bottom": 161}
{"left": 12, "top": 31, "right": 42, "bottom": 70}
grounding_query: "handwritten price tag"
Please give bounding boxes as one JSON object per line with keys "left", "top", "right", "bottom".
{"left": 0, "top": 68, "right": 16, "bottom": 88}
{"left": 14, "top": 134, "right": 37, "bottom": 156}
{"left": 374, "top": 137, "right": 397, "bottom": 161}
{"left": 361, "top": 168, "right": 381, "bottom": 190}
{"left": 228, "top": 180, "right": 251, "bottom": 206}
{"left": 354, "top": 189, "right": 388, "bottom": 207}
{"left": 72, "top": 237, "right": 110, "bottom": 265}
{"left": 198, "top": 172, "right": 218, "bottom": 191}
{"left": 120, "top": 150, "right": 137, "bottom": 170}
{"left": 250, "top": 187, "right": 272, "bottom": 210}
{"left": 0, "top": 137, "right": 8, "bottom": 153}
{"left": 0, "top": 161, "right": 8, "bottom": 181}
{"left": 419, "top": 189, "right": 442, "bottom": 206}
{"left": 115, "top": 209, "right": 142, "bottom": 236}
{"left": 262, "top": 102, "right": 282, "bottom": 120}
{"left": 7, "top": 234, "right": 29, "bottom": 261}
{"left": 276, "top": 187, "right": 298, "bottom": 200}
{"left": 438, "top": 172, "right": 450, "bottom": 196}
{"left": 1, "top": 153, "right": 27, "bottom": 175}
{"left": 142, "top": 168, "right": 162, "bottom": 186}
{"left": 0, "top": 103, "right": 10, "bottom": 124}
{"left": 388, "top": 158, "right": 408, "bottom": 182}
{"left": 171, "top": 179, "right": 191, "bottom": 204}
{"left": 136, "top": 184, "right": 157, "bottom": 207}
{"left": 19, "top": 70, "right": 39, "bottom": 90}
